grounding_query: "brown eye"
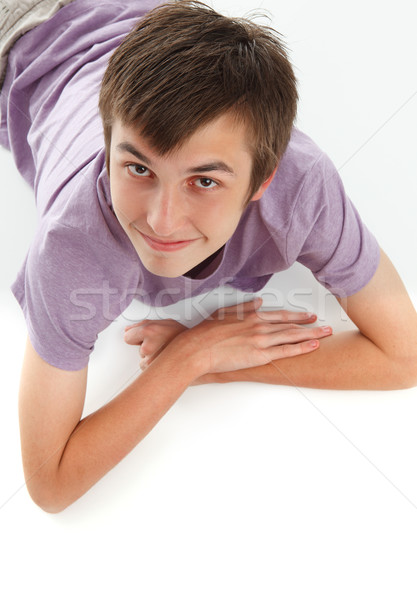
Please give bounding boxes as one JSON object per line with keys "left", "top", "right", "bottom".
{"left": 195, "top": 177, "right": 217, "bottom": 189}
{"left": 127, "top": 164, "right": 150, "bottom": 177}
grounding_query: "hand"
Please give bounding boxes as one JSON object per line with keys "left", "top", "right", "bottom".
{"left": 124, "top": 318, "right": 188, "bottom": 369}
{"left": 170, "top": 297, "right": 332, "bottom": 377}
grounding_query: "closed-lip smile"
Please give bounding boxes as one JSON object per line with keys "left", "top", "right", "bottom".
{"left": 133, "top": 226, "right": 200, "bottom": 251}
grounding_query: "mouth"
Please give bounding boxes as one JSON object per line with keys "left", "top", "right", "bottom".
{"left": 134, "top": 228, "right": 199, "bottom": 252}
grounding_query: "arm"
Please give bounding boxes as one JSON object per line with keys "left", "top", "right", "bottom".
{"left": 19, "top": 300, "right": 329, "bottom": 513}
{"left": 19, "top": 336, "right": 199, "bottom": 514}
{"left": 207, "top": 249, "right": 417, "bottom": 390}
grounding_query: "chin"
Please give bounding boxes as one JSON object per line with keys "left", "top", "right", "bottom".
{"left": 140, "top": 260, "right": 189, "bottom": 279}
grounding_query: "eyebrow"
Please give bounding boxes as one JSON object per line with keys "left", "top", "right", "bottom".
{"left": 116, "top": 141, "right": 236, "bottom": 177}
{"left": 116, "top": 142, "right": 151, "bottom": 165}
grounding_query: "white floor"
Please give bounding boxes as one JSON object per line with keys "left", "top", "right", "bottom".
{"left": 1, "top": 0, "right": 417, "bottom": 598}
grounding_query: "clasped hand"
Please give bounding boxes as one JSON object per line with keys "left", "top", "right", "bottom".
{"left": 124, "top": 298, "right": 332, "bottom": 377}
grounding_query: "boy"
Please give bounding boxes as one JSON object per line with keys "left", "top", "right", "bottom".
{"left": 1, "top": 0, "right": 416, "bottom": 513}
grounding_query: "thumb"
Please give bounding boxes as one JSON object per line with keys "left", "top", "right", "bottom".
{"left": 124, "top": 327, "right": 144, "bottom": 345}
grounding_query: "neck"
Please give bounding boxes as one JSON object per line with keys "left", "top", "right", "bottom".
{"left": 183, "top": 245, "right": 224, "bottom": 279}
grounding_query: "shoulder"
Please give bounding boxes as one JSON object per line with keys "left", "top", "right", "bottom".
{"left": 26, "top": 199, "right": 139, "bottom": 314}
{"left": 37, "top": 155, "right": 135, "bottom": 254}
{"left": 258, "top": 127, "right": 341, "bottom": 236}
{"left": 27, "top": 156, "right": 139, "bottom": 305}
{"left": 13, "top": 174, "right": 140, "bottom": 370}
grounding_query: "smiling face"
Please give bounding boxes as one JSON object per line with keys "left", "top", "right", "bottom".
{"left": 109, "top": 112, "right": 275, "bottom": 278}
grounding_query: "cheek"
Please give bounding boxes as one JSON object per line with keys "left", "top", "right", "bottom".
{"left": 111, "top": 179, "right": 142, "bottom": 220}
{"left": 207, "top": 206, "right": 243, "bottom": 238}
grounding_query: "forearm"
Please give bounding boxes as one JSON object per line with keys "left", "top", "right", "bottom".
{"left": 208, "top": 330, "right": 416, "bottom": 391}
{"left": 25, "top": 299, "right": 323, "bottom": 512}
{"left": 48, "top": 347, "right": 201, "bottom": 512}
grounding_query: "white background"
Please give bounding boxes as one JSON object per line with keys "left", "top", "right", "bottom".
{"left": 1, "top": 0, "right": 417, "bottom": 598}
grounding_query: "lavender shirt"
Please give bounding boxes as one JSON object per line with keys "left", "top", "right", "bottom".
{"left": 0, "top": 0, "right": 380, "bottom": 370}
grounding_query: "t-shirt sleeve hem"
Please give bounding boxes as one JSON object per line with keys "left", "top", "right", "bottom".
{"left": 28, "top": 331, "right": 90, "bottom": 371}
{"left": 316, "top": 243, "right": 381, "bottom": 298}
{"left": 12, "top": 282, "right": 90, "bottom": 371}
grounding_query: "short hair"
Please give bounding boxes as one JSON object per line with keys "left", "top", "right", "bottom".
{"left": 99, "top": 0, "right": 298, "bottom": 201}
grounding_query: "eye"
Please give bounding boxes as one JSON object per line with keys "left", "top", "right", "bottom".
{"left": 127, "top": 164, "right": 151, "bottom": 177}
{"left": 194, "top": 177, "right": 218, "bottom": 189}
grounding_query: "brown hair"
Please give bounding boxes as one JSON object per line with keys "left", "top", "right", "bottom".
{"left": 99, "top": 0, "right": 298, "bottom": 201}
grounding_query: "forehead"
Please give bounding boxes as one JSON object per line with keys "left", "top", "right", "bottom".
{"left": 111, "top": 112, "right": 253, "bottom": 165}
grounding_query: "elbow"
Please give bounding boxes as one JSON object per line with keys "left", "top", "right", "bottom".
{"left": 389, "top": 355, "right": 417, "bottom": 390}
{"left": 26, "top": 479, "right": 72, "bottom": 514}
{"left": 28, "top": 491, "right": 68, "bottom": 514}
{"left": 402, "top": 365, "right": 417, "bottom": 390}
{"left": 30, "top": 493, "right": 71, "bottom": 514}
{"left": 23, "top": 458, "right": 84, "bottom": 513}
{"left": 35, "top": 503, "right": 66, "bottom": 515}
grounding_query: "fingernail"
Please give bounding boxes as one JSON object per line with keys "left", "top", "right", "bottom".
{"left": 309, "top": 340, "right": 319, "bottom": 348}
{"left": 321, "top": 326, "right": 332, "bottom": 333}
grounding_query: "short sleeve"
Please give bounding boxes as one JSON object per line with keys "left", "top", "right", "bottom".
{"left": 285, "top": 152, "right": 380, "bottom": 297}
{"left": 12, "top": 220, "right": 134, "bottom": 371}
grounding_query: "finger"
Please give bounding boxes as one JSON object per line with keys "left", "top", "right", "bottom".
{"left": 139, "top": 356, "right": 150, "bottom": 370}
{"left": 264, "top": 338, "right": 322, "bottom": 361}
{"left": 141, "top": 335, "right": 170, "bottom": 355}
{"left": 124, "top": 320, "right": 148, "bottom": 332}
{"left": 140, "top": 353, "right": 158, "bottom": 369}
{"left": 234, "top": 297, "right": 263, "bottom": 311}
{"left": 257, "top": 325, "right": 332, "bottom": 348}
{"left": 255, "top": 309, "right": 317, "bottom": 323}
{"left": 252, "top": 322, "right": 305, "bottom": 335}
{"left": 124, "top": 327, "right": 145, "bottom": 345}
{"left": 215, "top": 297, "right": 262, "bottom": 317}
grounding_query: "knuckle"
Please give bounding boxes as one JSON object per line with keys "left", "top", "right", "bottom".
{"left": 141, "top": 340, "right": 151, "bottom": 353}
{"left": 252, "top": 322, "right": 265, "bottom": 334}
{"left": 289, "top": 326, "right": 308, "bottom": 338}
{"left": 251, "top": 333, "right": 264, "bottom": 348}
{"left": 283, "top": 342, "right": 304, "bottom": 358}
{"left": 281, "top": 327, "right": 298, "bottom": 339}
{"left": 278, "top": 344, "right": 290, "bottom": 357}
{"left": 247, "top": 311, "right": 260, "bottom": 324}
{"left": 143, "top": 323, "right": 158, "bottom": 335}
{"left": 280, "top": 344, "right": 296, "bottom": 358}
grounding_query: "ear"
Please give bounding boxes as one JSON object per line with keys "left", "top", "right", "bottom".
{"left": 250, "top": 165, "right": 279, "bottom": 202}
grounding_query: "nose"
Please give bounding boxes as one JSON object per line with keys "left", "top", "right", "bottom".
{"left": 146, "top": 186, "right": 187, "bottom": 237}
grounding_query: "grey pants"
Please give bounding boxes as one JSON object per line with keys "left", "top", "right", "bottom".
{"left": 0, "top": 0, "right": 76, "bottom": 87}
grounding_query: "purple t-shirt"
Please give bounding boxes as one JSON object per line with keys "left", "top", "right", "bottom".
{"left": 0, "top": 0, "right": 380, "bottom": 370}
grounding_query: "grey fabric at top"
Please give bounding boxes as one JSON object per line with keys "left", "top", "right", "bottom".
{"left": 0, "top": 0, "right": 76, "bottom": 88}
